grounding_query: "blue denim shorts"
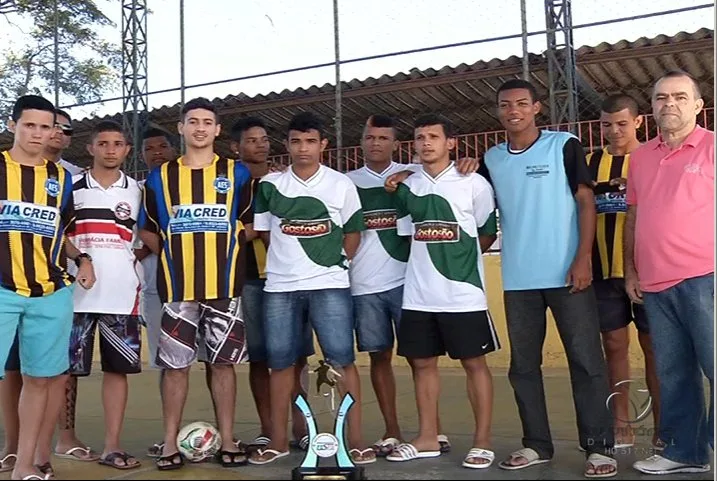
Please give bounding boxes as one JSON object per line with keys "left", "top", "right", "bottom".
{"left": 244, "top": 279, "right": 314, "bottom": 363}
{"left": 353, "top": 285, "right": 403, "bottom": 352}
{"left": 264, "top": 288, "right": 354, "bottom": 370}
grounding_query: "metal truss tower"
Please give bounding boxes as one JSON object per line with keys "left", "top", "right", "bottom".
{"left": 544, "top": 0, "right": 578, "bottom": 127}
{"left": 121, "top": 0, "right": 148, "bottom": 174}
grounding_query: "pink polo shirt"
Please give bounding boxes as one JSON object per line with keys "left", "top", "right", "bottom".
{"left": 626, "top": 125, "right": 714, "bottom": 293}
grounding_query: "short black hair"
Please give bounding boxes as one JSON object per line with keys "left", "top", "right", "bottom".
{"left": 414, "top": 114, "right": 454, "bottom": 138}
{"left": 287, "top": 112, "right": 324, "bottom": 138}
{"left": 90, "top": 120, "right": 127, "bottom": 143}
{"left": 55, "top": 108, "right": 72, "bottom": 124}
{"left": 601, "top": 94, "right": 640, "bottom": 117}
{"left": 496, "top": 79, "right": 539, "bottom": 103}
{"left": 142, "top": 126, "right": 172, "bottom": 141}
{"left": 230, "top": 117, "right": 267, "bottom": 142}
{"left": 12, "top": 95, "right": 55, "bottom": 122}
{"left": 181, "top": 97, "right": 218, "bottom": 122}
{"left": 365, "top": 115, "right": 397, "bottom": 137}
{"left": 656, "top": 70, "right": 702, "bottom": 99}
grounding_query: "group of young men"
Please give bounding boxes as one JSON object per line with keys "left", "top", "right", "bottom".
{"left": 0, "top": 68, "right": 712, "bottom": 480}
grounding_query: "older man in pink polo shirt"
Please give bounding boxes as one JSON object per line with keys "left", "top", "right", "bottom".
{"left": 624, "top": 70, "right": 714, "bottom": 476}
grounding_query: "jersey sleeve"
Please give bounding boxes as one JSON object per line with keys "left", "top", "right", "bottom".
{"left": 473, "top": 175, "right": 497, "bottom": 235}
{"left": 341, "top": 180, "right": 366, "bottom": 233}
{"left": 626, "top": 156, "right": 638, "bottom": 206}
{"left": 138, "top": 173, "right": 159, "bottom": 234}
{"left": 60, "top": 174, "right": 76, "bottom": 233}
{"left": 253, "top": 180, "right": 272, "bottom": 232}
{"left": 235, "top": 165, "right": 254, "bottom": 226}
{"left": 394, "top": 183, "right": 413, "bottom": 237}
{"left": 562, "top": 137, "right": 592, "bottom": 195}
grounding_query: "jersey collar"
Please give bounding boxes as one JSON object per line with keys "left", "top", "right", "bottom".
{"left": 364, "top": 161, "right": 398, "bottom": 179}
{"left": 420, "top": 162, "right": 454, "bottom": 183}
{"left": 85, "top": 170, "right": 128, "bottom": 190}
{"left": 290, "top": 164, "right": 325, "bottom": 187}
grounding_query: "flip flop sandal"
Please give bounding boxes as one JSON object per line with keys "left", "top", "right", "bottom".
{"left": 462, "top": 448, "right": 495, "bottom": 469}
{"left": 349, "top": 448, "right": 377, "bottom": 465}
{"left": 372, "top": 437, "right": 400, "bottom": 457}
{"left": 386, "top": 443, "right": 441, "bottom": 462}
{"left": 98, "top": 451, "right": 141, "bottom": 470}
{"left": 21, "top": 475, "right": 51, "bottom": 480}
{"left": 437, "top": 434, "right": 451, "bottom": 453}
{"left": 156, "top": 452, "right": 184, "bottom": 471}
{"left": 0, "top": 453, "right": 16, "bottom": 473}
{"left": 217, "top": 450, "right": 247, "bottom": 467}
{"left": 248, "top": 436, "right": 271, "bottom": 448}
{"left": 290, "top": 435, "right": 309, "bottom": 451}
{"left": 147, "top": 442, "right": 164, "bottom": 458}
{"left": 247, "top": 448, "right": 290, "bottom": 465}
{"left": 498, "top": 447, "right": 551, "bottom": 470}
{"left": 585, "top": 453, "right": 618, "bottom": 478}
{"left": 54, "top": 446, "right": 100, "bottom": 462}
{"left": 34, "top": 463, "right": 54, "bottom": 479}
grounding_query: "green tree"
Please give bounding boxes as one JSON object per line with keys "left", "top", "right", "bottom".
{"left": 0, "top": 0, "right": 120, "bottom": 124}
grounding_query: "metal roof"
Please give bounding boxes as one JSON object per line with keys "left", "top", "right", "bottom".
{"left": 1, "top": 28, "right": 713, "bottom": 168}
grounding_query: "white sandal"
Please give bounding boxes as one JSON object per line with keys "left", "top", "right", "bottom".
{"left": 498, "top": 447, "right": 551, "bottom": 470}
{"left": 437, "top": 434, "right": 451, "bottom": 453}
{"left": 372, "top": 437, "right": 400, "bottom": 456}
{"left": 349, "top": 448, "right": 377, "bottom": 465}
{"left": 585, "top": 453, "right": 618, "bottom": 478}
{"left": 462, "top": 447, "right": 495, "bottom": 469}
{"left": 0, "top": 453, "right": 16, "bottom": 473}
{"left": 247, "top": 448, "right": 290, "bottom": 465}
{"left": 386, "top": 443, "right": 440, "bottom": 462}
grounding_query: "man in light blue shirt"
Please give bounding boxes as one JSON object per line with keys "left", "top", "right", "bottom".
{"left": 484, "top": 79, "right": 616, "bottom": 478}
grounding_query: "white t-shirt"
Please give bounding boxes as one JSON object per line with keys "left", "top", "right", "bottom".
{"left": 66, "top": 171, "right": 143, "bottom": 314}
{"left": 58, "top": 158, "right": 84, "bottom": 176}
{"left": 395, "top": 163, "right": 497, "bottom": 312}
{"left": 254, "top": 165, "right": 365, "bottom": 292}
{"left": 346, "top": 162, "right": 421, "bottom": 296}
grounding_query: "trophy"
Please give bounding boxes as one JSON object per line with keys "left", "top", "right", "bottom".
{"left": 292, "top": 360, "right": 366, "bottom": 480}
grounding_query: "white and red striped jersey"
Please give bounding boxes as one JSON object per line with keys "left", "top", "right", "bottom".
{"left": 66, "top": 171, "right": 143, "bottom": 314}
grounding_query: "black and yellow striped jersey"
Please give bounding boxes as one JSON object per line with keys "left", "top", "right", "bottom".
{"left": 0, "top": 151, "right": 76, "bottom": 297}
{"left": 245, "top": 179, "right": 266, "bottom": 280}
{"left": 587, "top": 149, "right": 630, "bottom": 280}
{"left": 138, "top": 155, "right": 254, "bottom": 303}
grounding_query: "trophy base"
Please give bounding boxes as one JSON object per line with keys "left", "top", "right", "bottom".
{"left": 292, "top": 466, "right": 366, "bottom": 480}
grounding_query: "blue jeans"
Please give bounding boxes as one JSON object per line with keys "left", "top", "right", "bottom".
{"left": 264, "top": 288, "right": 354, "bottom": 370}
{"left": 243, "top": 280, "right": 314, "bottom": 363}
{"left": 353, "top": 285, "right": 403, "bottom": 352}
{"left": 643, "top": 273, "right": 714, "bottom": 465}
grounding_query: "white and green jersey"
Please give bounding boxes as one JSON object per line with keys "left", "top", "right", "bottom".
{"left": 254, "top": 165, "right": 366, "bottom": 292}
{"left": 395, "top": 163, "right": 497, "bottom": 312}
{"left": 346, "top": 162, "right": 421, "bottom": 296}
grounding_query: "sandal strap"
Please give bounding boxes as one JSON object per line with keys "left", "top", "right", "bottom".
{"left": 467, "top": 448, "right": 495, "bottom": 461}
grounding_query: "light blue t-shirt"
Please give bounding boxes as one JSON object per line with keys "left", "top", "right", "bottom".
{"left": 484, "top": 130, "right": 590, "bottom": 291}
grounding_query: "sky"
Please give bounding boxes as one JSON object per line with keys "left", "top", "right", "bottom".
{"left": 1, "top": 0, "right": 714, "bottom": 121}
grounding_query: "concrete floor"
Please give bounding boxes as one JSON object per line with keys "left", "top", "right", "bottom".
{"left": 0, "top": 364, "right": 712, "bottom": 480}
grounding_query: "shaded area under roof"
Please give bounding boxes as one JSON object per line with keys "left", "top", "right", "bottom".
{"left": 1, "top": 28, "right": 713, "bottom": 169}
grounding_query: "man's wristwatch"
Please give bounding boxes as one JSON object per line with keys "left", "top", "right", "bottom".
{"left": 75, "top": 252, "right": 92, "bottom": 267}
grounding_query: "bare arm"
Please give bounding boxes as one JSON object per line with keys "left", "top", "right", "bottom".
{"left": 134, "top": 245, "right": 152, "bottom": 261}
{"left": 259, "top": 231, "right": 270, "bottom": 247}
{"left": 575, "top": 185, "right": 597, "bottom": 261}
{"left": 479, "top": 234, "right": 497, "bottom": 253}
{"left": 343, "top": 232, "right": 361, "bottom": 260}
{"left": 139, "top": 229, "right": 161, "bottom": 255}
{"left": 623, "top": 205, "right": 643, "bottom": 303}
{"left": 64, "top": 237, "right": 81, "bottom": 260}
{"left": 244, "top": 223, "right": 258, "bottom": 241}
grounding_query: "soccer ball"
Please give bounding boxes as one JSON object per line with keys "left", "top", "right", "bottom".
{"left": 177, "top": 421, "right": 222, "bottom": 462}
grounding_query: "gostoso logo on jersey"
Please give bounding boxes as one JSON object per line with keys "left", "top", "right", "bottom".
{"left": 364, "top": 209, "right": 397, "bottom": 231}
{"left": 280, "top": 219, "right": 332, "bottom": 237}
{"left": 414, "top": 221, "right": 460, "bottom": 243}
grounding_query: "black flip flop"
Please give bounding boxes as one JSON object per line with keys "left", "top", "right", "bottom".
{"left": 156, "top": 451, "right": 184, "bottom": 471}
{"left": 217, "top": 450, "right": 247, "bottom": 467}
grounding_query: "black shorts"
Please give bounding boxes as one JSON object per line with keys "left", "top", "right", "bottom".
{"left": 4, "top": 334, "right": 20, "bottom": 372}
{"left": 69, "top": 314, "right": 142, "bottom": 376}
{"left": 397, "top": 310, "right": 500, "bottom": 360}
{"left": 593, "top": 278, "right": 649, "bottom": 334}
